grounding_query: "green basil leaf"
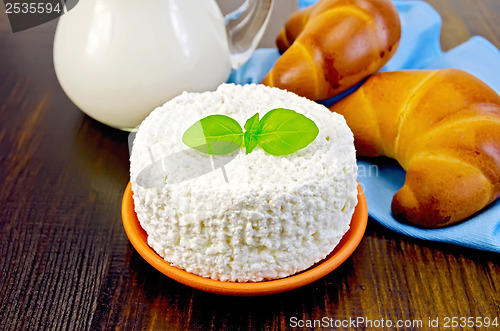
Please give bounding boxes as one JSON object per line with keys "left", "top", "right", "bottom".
{"left": 244, "top": 131, "right": 258, "bottom": 154}
{"left": 244, "top": 113, "right": 260, "bottom": 133}
{"left": 256, "top": 108, "right": 319, "bottom": 156}
{"left": 182, "top": 115, "right": 243, "bottom": 155}
{"left": 244, "top": 113, "right": 260, "bottom": 154}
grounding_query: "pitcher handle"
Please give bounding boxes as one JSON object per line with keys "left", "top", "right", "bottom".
{"left": 225, "top": 0, "right": 274, "bottom": 69}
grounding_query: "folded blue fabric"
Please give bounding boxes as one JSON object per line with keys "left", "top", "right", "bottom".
{"left": 228, "top": 0, "right": 500, "bottom": 253}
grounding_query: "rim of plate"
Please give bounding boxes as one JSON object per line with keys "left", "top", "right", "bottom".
{"left": 122, "top": 181, "right": 368, "bottom": 296}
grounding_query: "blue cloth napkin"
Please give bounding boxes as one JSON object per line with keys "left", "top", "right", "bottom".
{"left": 227, "top": 0, "right": 500, "bottom": 253}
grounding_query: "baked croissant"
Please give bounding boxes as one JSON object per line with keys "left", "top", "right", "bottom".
{"left": 330, "top": 69, "right": 500, "bottom": 227}
{"left": 262, "top": 0, "right": 401, "bottom": 101}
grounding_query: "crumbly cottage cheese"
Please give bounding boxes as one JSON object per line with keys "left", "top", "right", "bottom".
{"left": 130, "top": 84, "right": 358, "bottom": 282}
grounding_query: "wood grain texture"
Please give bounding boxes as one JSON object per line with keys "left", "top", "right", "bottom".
{"left": 0, "top": 1, "right": 499, "bottom": 330}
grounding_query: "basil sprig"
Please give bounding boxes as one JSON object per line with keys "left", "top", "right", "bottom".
{"left": 182, "top": 108, "right": 319, "bottom": 156}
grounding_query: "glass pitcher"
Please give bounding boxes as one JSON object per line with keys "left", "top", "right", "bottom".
{"left": 53, "top": 0, "right": 274, "bottom": 130}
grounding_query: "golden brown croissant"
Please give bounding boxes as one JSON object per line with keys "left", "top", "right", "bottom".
{"left": 262, "top": 0, "right": 401, "bottom": 101}
{"left": 330, "top": 69, "right": 500, "bottom": 227}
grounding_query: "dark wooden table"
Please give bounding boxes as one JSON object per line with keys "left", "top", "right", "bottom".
{"left": 1, "top": 1, "right": 499, "bottom": 330}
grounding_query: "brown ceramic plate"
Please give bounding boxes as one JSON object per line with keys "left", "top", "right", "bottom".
{"left": 122, "top": 182, "right": 368, "bottom": 296}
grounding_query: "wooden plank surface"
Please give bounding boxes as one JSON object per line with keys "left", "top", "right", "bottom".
{"left": 0, "top": 1, "right": 499, "bottom": 330}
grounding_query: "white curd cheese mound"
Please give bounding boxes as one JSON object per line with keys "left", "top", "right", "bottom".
{"left": 130, "top": 84, "right": 358, "bottom": 282}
